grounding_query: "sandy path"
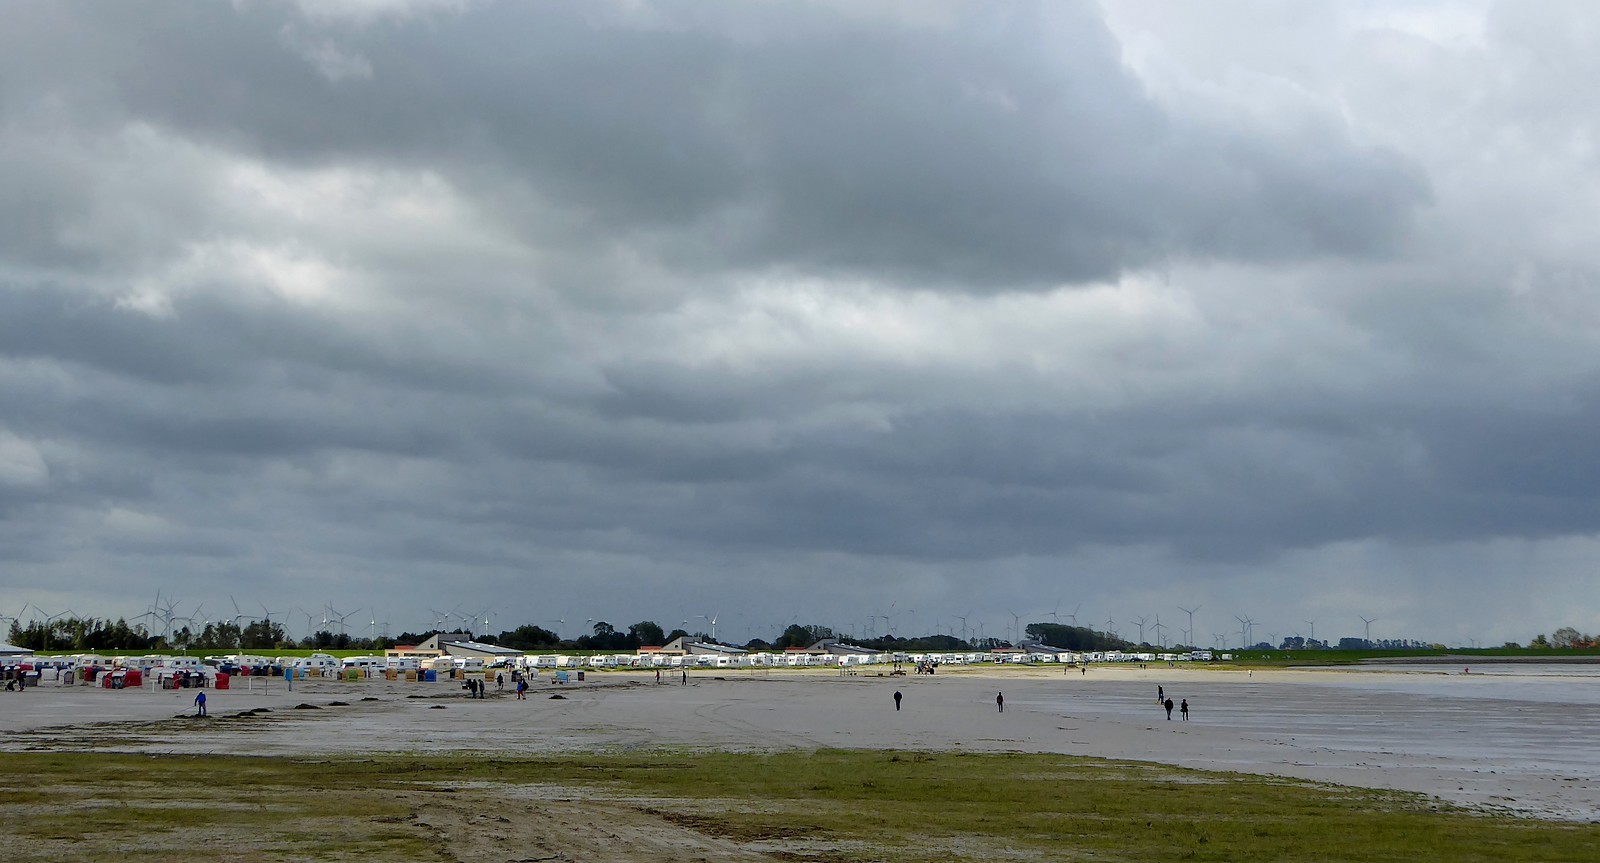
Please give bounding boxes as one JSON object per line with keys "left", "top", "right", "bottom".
{"left": 4, "top": 665, "right": 1595, "bottom": 821}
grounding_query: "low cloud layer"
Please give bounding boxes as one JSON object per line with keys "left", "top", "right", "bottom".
{"left": 3, "top": 1, "right": 1598, "bottom": 646}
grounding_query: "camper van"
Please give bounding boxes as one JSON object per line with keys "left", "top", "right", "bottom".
{"left": 294, "top": 654, "right": 340, "bottom": 675}
{"left": 340, "top": 656, "right": 386, "bottom": 674}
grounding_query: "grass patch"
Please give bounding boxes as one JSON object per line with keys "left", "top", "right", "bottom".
{"left": 3, "top": 750, "right": 1597, "bottom": 862}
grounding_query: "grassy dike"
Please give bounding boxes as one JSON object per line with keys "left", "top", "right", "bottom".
{"left": 4, "top": 750, "right": 1598, "bottom": 863}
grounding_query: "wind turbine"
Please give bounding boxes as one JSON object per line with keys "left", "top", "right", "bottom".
{"left": 1047, "top": 601, "right": 1062, "bottom": 625}
{"left": 228, "top": 614, "right": 248, "bottom": 652}
{"left": 1304, "top": 619, "right": 1316, "bottom": 645}
{"left": 1132, "top": 615, "right": 1149, "bottom": 646}
{"left": 1234, "top": 615, "right": 1255, "bottom": 649}
{"left": 876, "top": 604, "right": 896, "bottom": 637}
{"left": 953, "top": 613, "right": 969, "bottom": 644}
{"left": 1178, "top": 605, "right": 1202, "bottom": 647}
{"left": 1151, "top": 614, "right": 1167, "bottom": 648}
{"left": 1066, "top": 604, "right": 1081, "bottom": 627}
{"left": 229, "top": 595, "right": 247, "bottom": 630}
{"left": 1007, "top": 609, "right": 1022, "bottom": 645}
{"left": 325, "top": 605, "right": 360, "bottom": 637}
{"left": 1360, "top": 615, "right": 1378, "bottom": 645}
{"left": 151, "top": 592, "right": 181, "bottom": 639}
{"left": 129, "top": 608, "right": 157, "bottom": 634}
{"left": 701, "top": 613, "right": 719, "bottom": 642}
{"left": 258, "top": 602, "right": 285, "bottom": 635}
{"left": 177, "top": 605, "right": 207, "bottom": 641}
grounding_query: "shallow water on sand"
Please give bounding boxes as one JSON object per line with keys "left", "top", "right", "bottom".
{"left": 1034, "top": 665, "right": 1600, "bottom": 780}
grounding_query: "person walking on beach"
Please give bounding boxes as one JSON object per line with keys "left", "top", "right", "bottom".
{"left": 1163, "top": 697, "right": 1174, "bottom": 720}
{"left": 996, "top": 692, "right": 1005, "bottom": 713}
{"left": 681, "top": 670, "right": 687, "bottom": 685}
{"left": 893, "top": 690, "right": 902, "bottom": 711}
{"left": 1180, "top": 699, "right": 1189, "bottom": 721}
{"left": 1157, "top": 685, "right": 1164, "bottom": 704}
{"left": 194, "top": 690, "right": 207, "bottom": 717}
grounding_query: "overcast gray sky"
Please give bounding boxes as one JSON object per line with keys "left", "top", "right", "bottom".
{"left": 3, "top": 0, "right": 1597, "bottom": 648}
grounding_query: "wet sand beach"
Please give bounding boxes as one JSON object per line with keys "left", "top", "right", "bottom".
{"left": 4, "top": 664, "right": 1595, "bottom": 821}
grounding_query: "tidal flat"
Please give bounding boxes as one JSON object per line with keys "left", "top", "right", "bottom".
{"left": 7, "top": 749, "right": 1600, "bottom": 863}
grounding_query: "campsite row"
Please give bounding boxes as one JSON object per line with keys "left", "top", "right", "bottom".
{"left": 6, "top": 643, "right": 1229, "bottom": 680}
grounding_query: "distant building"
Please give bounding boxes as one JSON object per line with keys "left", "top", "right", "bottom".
{"left": 660, "top": 636, "right": 747, "bottom": 656}
{"left": 1016, "top": 641, "right": 1074, "bottom": 658}
{"left": 407, "top": 632, "right": 523, "bottom": 662}
{"left": 805, "top": 638, "right": 877, "bottom": 657}
{"left": 417, "top": 632, "right": 474, "bottom": 652}
{"left": 0, "top": 642, "right": 33, "bottom": 658}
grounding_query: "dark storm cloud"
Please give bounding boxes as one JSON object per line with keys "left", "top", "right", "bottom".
{"left": 3, "top": 1, "right": 1599, "bottom": 645}
{"left": 1, "top": 0, "right": 1427, "bottom": 290}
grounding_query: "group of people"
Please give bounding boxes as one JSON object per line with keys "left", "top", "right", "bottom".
{"left": 891, "top": 686, "right": 1193, "bottom": 720}
{"left": 1156, "top": 685, "right": 1189, "bottom": 720}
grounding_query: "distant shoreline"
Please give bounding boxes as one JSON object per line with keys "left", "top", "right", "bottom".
{"left": 1355, "top": 654, "right": 1600, "bottom": 665}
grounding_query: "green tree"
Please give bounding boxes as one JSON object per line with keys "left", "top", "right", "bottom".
{"left": 497, "top": 625, "right": 559, "bottom": 650}
{"left": 774, "top": 624, "right": 814, "bottom": 649}
{"left": 240, "top": 620, "right": 287, "bottom": 650}
{"left": 1024, "top": 622, "right": 1128, "bottom": 652}
{"left": 629, "top": 620, "right": 666, "bottom": 647}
